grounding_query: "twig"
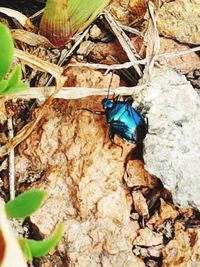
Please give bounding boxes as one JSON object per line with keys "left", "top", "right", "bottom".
{"left": 67, "top": 45, "right": 200, "bottom": 71}
{"left": 7, "top": 117, "right": 15, "bottom": 200}
{"left": 0, "top": 7, "right": 29, "bottom": 27}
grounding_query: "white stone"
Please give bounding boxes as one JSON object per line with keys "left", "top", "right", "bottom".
{"left": 133, "top": 68, "right": 200, "bottom": 209}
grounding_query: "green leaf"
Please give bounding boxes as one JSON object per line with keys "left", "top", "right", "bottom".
{"left": 18, "top": 238, "right": 33, "bottom": 261}
{"left": 0, "top": 79, "right": 9, "bottom": 92}
{"left": 5, "top": 190, "right": 46, "bottom": 219}
{"left": 0, "top": 66, "right": 29, "bottom": 95}
{"left": 40, "top": 0, "right": 110, "bottom": 47}
{"left": 6, "top": 65, "right": 22, "bottom": 88}
{"left": 68, "top": 0, "right": 110, "bottom": 33}
{"left": 20, "top": 224, "right": 64, "bottom": 259}
{"left": 0, "top": 23, "right": 14, "bottom": 81}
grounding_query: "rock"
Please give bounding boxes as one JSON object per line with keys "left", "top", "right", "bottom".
{"left": 132, "top": 67, "right": 200, "bottom": 209}
{"left": 157, "top": 0, "right": 200, "bottom": 45}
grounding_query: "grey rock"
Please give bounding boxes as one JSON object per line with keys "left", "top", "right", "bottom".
{"left": 132, "top": 68, "right": 200, "bottom": 209}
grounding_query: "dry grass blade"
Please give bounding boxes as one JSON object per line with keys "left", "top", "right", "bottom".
{"left": 158, "top": 46, "right": 200, "bottom": 58}
{"left": 7, "top": 117, "right": 15, "bottom": 200}
{"left": 143, "top": 1, "right": 160, "bottom": 81}
{"left": 103, "top": 10, "right": 143, "bottom": 77}
{"left": 68, "top": 59, "right": 146, "bottom": 71}
{"left": 0, "top": 7, "right": 34, "bottom": 30}
{"left": 3, "top": 84, "right": 147, "bottom": 100}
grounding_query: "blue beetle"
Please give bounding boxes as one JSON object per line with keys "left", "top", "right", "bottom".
{"left": 101, "top": 96, "right": 148, "bottom": 145}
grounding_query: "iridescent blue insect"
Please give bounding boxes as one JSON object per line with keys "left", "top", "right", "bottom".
{"left": 101, "top": 96, "right": 148, "bottom": 144}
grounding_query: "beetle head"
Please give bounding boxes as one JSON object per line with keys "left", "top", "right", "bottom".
{"left": 102, "top": 98, "right": 113, "bottom": 109}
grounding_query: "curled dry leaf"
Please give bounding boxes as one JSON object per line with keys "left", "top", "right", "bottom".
{"left": 0, "top": 200, "right": 27, "bottom": 267}
{"left": 0, "top": 7, "right": 34, "bottom": 30}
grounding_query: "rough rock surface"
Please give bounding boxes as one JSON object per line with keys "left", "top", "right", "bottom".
{"left": 157, "top": 0, "right": 200, "bottom": 45}
{"left": 132, "top": 68, "right": 200, "bottom": 209}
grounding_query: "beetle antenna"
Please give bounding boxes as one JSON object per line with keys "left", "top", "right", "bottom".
{"left": 107, "top": 71, "right": 114, "bottom": 99}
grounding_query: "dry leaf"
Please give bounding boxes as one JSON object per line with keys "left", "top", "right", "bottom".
{"left": 12, "top": 29, "right": 54, "bottom": 48}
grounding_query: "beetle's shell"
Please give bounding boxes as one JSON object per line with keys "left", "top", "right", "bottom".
{"left": 103, "top": 99, "right": 147, "bottom": 144}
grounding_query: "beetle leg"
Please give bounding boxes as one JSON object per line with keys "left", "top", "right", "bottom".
{"left": 109, "top": 129, "right": 115, "bottom": 144}
{"left": 145, "top": 117, "right": 149, "bottom": 133}
{"left": 109, "top": 130, "right": 123, "bottom": 156}
{"left": 125, "top": 96, "right": 134, "bottom": 105}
